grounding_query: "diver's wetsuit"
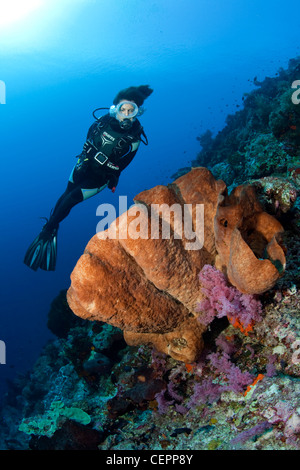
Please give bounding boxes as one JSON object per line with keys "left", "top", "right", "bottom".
{"left": 45, "top": 114, "right": 143, "bottom": 231}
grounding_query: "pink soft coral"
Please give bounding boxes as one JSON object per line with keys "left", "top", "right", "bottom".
{"left": 197, "top": 265, "right": 262, "bottom": 331}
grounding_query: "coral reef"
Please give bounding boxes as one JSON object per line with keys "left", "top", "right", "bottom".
{"left": 182, "top": 56, "right": 300, "bottom": 191}
{"left": 248, "top": 176, "right": 298, "bottom": 215}
{"left": 1, "top": 279, "right": 299, "bottom": 450}
{"left": 19, "top": 401, "right": 91, "bottom": 438}
{"left": 243, "top": 133, "right": 291, "bottom": 180}
{"left": 67, "top": 168, "right": 285, "bottom": 362}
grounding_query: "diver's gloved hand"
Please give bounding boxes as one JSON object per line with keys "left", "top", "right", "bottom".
{"left": 106, "top": 160, "right": 119, "bottom": 192}
{"left": 82, "top": 141, "right": 90, "bottom": 153}
{"left": 75, "top": 154, "right": 89, "bottom": 174}
{"left": 82, "top": 140, "right": 95, "bottom": 155}
{"left": 107, "top": 172, "right": 119, "bottom": 192}
{"left": 81, "top": 140, "right": 99, "bottom": 160}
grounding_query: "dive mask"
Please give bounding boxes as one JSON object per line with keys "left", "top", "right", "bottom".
{"left": 109, "top": 101, "right": 144, "bottom": 129}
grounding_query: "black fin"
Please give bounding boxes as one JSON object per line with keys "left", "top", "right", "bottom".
{"left": 39, "top": 231, "right": 57, "bottom": 271}
{"left": 24, "top": 233, "right": 46, "bottom": 271}
{"left": 24, "top": 228, "right": 58, "bottom": 271}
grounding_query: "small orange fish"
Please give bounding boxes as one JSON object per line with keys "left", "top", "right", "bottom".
{"left": 244, "top": 374, "right": 264, "bottom": 396}
{"left": 185, "top": 363, "right": 194, "bottom": 374}
{"left": 227, "top": 316, "right": 254, "bottom": 336}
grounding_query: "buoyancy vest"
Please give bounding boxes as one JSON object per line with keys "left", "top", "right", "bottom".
{"left": 87, "top": 114, "right": 147, "bottom": 164}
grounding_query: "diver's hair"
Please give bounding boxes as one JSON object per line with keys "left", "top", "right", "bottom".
{"left": 113, "top": 85, "right": 153, "bottom": 107}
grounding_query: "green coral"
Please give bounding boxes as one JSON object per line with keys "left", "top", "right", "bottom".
{"left": 210, "top": 161, "right": 236, "bottom": 186}
{"left": 243, "top": 133, "right": 290, "bottom": 179}
{"left": 191, "top": 57, "right": 300, "bottom": 185}
{"left": 18, "top": 400, "right": 91, "bottom": 438}
{"left": 269, "top": 87, "right": 300, "bottom": 143}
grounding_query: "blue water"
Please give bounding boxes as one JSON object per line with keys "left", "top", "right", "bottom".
{"left": 0, "top": 0, "right": 299, "bottom": 402}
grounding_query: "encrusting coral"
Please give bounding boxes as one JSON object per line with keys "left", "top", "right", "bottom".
{"left": 67, "top": 167, "right": 286, "bottom": 363}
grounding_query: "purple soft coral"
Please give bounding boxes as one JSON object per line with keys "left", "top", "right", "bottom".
{"left": 188, "top": 351, "right": 254, "bottom": 408}
{"left": 197, "top": 265, "right": 262, "bottom": 331}
{"left": 208, "top": 352, "right": 254, "bottom": 394}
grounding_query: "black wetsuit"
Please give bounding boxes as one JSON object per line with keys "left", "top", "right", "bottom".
{"left": 46, "top": 114, "right": 143, "bottom": 231}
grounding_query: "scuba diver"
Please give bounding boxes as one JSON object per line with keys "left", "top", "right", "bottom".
{"left": 24, "top": 84, "right": 153, "bottom": 271}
